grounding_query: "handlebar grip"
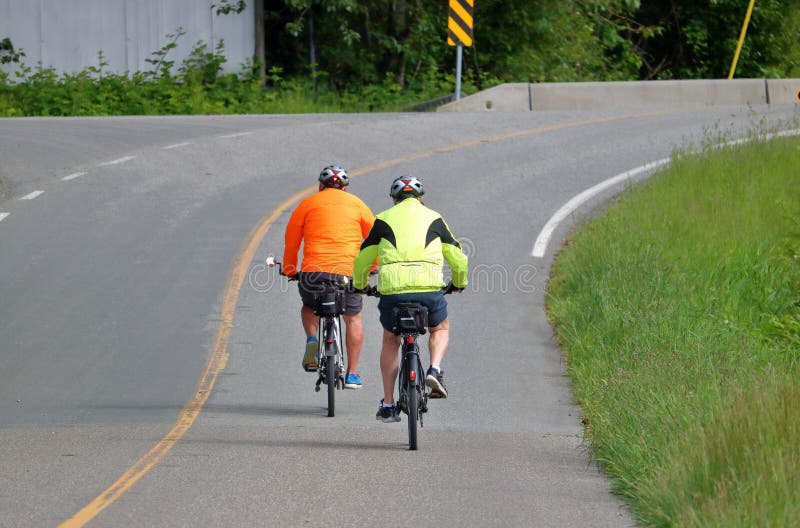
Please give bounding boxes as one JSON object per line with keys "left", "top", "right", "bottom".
{"left": 356, "top": 285, "right": 379, "bottom": 297}
{"left": 444, "top": 282, "right": 463, "bottom": 294}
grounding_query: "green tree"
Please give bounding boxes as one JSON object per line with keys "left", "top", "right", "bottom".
{"left": 214, "top": 0, "right": 800, "bottom": 94}
{"left": 632, "top": 0, "right": 799, "bottom": 79}
{"left": 474, "top": 0, "right": 644, "bottom": 82}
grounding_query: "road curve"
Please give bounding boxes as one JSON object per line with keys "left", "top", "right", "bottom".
{"left": 1, "top": 105, "right": 796, "bottom": 527}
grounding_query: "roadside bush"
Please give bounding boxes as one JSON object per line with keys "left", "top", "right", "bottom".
{"left": 0, "top": 31, "right": 458, "bottom": 117}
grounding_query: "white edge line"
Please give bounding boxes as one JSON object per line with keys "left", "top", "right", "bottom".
{"left": 62, "top": 171, "right": 88, "bottom": 181}
{"left": 218, "top": 131, "right": 253, "bottom": 139}
{"left": 531, "top": 159, "right": 669, "bottom": 258}
{"left": 531, "top": 127, "right": 800, "bottom": 259}
{"left": 19, "top": 190, "right": 46, "bottom": 201}
{"left": 163, "top": 142, "right": 192, "bottom": 150}
{"left": 98, "top": 155, "right": 136, "bottom": 167}
{"left": 0, "top": 212, "right": 9, "bottom": 223}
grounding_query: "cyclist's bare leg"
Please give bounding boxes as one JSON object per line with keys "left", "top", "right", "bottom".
{"left": 428, "top": 317, "right": 450, "bottom": 369}
{"left": 342, "top": 313, "right": 364, "bottom": 373}
{"left": 301, "top": 305, "right": 318, "bottom": 338}
{"left": 380, "top": 330, "right": 402, "bottom": 404}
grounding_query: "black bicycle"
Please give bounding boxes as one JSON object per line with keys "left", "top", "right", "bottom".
{"left": 267, "top": 257, "right": 347, "bottom": 417}
{"left": 365, "top": 284, "right": 456, "bottom": 450}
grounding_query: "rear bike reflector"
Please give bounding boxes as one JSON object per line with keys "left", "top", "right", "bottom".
{"left": 405, "top": 336, "right": 414, "bottom": 344}
{"left": 409, "top": 370, "right": 417, "bottom": 382}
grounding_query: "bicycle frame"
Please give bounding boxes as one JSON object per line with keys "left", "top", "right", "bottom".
{"left": 315, "top": 313, "right": 345, "bottom": 388}
{"left": 266, "top": 256, "right": 347, "bottom": 418}
{"left": 364, "top": 286, "right": 455, "bottom": 450}
{"left": 398, "top": 332, "right": 428, "bottom": 425}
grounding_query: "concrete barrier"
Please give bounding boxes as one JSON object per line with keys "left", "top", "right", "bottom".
{"left": 437, "top": 79, "right": 800, "bottom": 112}
{"left": 438, "top": 83, "right": 530, "bottom": 112}
{"left": 766, "top": 79, "right": 800, "bottom": 104}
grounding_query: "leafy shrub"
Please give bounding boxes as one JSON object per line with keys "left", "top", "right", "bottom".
{"left": 0, "top": 28, "right": 457, "bottom": 117}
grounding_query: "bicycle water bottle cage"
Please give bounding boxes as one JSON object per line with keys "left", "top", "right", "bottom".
{"left": 314, "top": 285, "right": 347, "bottom": 316}
{"left": 391, "top": 303, "right": 428, "bottom": 335}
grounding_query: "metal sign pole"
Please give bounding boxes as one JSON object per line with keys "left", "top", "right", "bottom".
{"left": 728, "top": 0, "right": 756, "bottom": 79}
{"left": 455, "top": 44, "right": 463, "bottom": 101}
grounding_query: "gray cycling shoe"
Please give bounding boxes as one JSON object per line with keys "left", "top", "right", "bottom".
{"left": 425, "top": 367, "right": 448, "bottom": 399}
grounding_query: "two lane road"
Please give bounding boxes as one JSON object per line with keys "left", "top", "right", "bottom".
{"left": 1, "top": 105, "right": 795, "bottom": 527}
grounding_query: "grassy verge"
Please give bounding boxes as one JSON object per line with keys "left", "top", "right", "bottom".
{"left": 546, "top": 132, "right": 800, "bottom": 526}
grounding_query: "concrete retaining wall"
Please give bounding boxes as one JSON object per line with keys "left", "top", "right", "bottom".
{"left": 438, "top": 79, "right": 800, "bottom": 112}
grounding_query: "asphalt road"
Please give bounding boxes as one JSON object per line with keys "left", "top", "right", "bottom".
{"left": 1, "top": 105, "right": 797, "bottom": 527}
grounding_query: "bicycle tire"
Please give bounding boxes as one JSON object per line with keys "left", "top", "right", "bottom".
{"left": 407, "top": 378, "right": 419, "bottom": 450}
{"left": 326, "top": 346, "right": 336, "bottom": 417}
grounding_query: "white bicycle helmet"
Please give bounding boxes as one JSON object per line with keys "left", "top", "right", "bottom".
{"left": 389, "top": 175, "right": 424, "bottom": 199}
{"left": 319, "top": 165, "right": 350, "bottom": 189}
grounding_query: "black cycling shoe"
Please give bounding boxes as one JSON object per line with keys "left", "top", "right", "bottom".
{"left": 376, "top": 400, "right": 401, "bottom": 423}
{"left": 425, "top": 367, "right": 448, "bottom": 399}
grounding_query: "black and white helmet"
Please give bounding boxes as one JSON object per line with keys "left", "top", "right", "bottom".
{"left": 319, "top": 165, "right": 349, "bottom": 189}
{"left": 389, "top": 175, "right": 424, "bottom": 199}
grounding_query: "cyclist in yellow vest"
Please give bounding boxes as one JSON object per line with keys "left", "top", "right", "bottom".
{"left": 353, "top": 175, "right": 468, "bottom": 422}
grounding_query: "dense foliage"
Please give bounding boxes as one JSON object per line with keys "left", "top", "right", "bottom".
{"left": 243, "top": 0, "right": 800, "bottom": 87}
{"left": 1, "top": 0, "right": 798, "bottom": 115}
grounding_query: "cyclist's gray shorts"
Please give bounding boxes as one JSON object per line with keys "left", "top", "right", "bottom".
{"left": 298, "top": 272, "right": 362, "bottom": 316}
{"left": 378, "top": 291, "right": 447, "bottom": 331}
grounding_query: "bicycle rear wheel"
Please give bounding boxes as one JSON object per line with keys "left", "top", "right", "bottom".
{"left": 326, "top": 352, "right": 336, "bottom": 417}
{"left": 407, "top": 381, "right": 418, "bottom": 450}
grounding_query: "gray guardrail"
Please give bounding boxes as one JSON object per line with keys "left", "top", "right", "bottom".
{"left": 437, "top": 79, "right": 800, "bottom": 112}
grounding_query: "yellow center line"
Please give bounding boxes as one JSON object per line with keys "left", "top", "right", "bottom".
{"left": 59, "top": 110, "right": 666, "bottom": 527}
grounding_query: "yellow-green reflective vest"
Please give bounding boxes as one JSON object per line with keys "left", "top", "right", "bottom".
{"left": 353, "top": 198, "right": 468, "bottom": 295}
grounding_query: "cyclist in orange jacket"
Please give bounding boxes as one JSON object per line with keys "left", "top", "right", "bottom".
{"left": 283, "top": 166, "right": 375, "bottom": 389}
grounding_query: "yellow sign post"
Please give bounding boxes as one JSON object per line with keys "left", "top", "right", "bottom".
{"left": 728, "top": 0, "right": 756, "bottom": 79}
{"left": 448, "top": 0, "right": 474, "bottom": 101}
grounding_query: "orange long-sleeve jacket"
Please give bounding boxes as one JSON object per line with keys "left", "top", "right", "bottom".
{"left": 283, "top": 188, "right": 375, "bottom": 277}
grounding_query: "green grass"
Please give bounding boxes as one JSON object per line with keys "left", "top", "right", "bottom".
{"left": 546, "top": 131, "right": 800, "bottom": 526}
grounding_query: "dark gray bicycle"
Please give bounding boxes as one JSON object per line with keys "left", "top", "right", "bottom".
{"left": 364, "top": 284, "right": 456, "bottom": 450}
{"left": 267, "top": 257, "right": 347, "bottom": 417}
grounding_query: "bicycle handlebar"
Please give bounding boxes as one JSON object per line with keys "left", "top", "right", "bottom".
{"left": 266, "top": 255, "right": 301, "bottom": 281}
{"left": 267, "top": 255, "right": 462, "bottom": 294}
{"left": 357, "top": 282, "right": 462, "bottom": 297}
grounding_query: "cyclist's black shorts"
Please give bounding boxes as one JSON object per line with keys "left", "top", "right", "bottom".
{"left": 298, "top": 272, "right": 362, "bottom": 316}
{"left": 378, "top": 291, "right": 447, "bottom": 331}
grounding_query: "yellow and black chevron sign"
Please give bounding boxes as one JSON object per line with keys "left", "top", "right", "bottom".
{"left": 447, "top": 0, "right": 474, "bottom": 47}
